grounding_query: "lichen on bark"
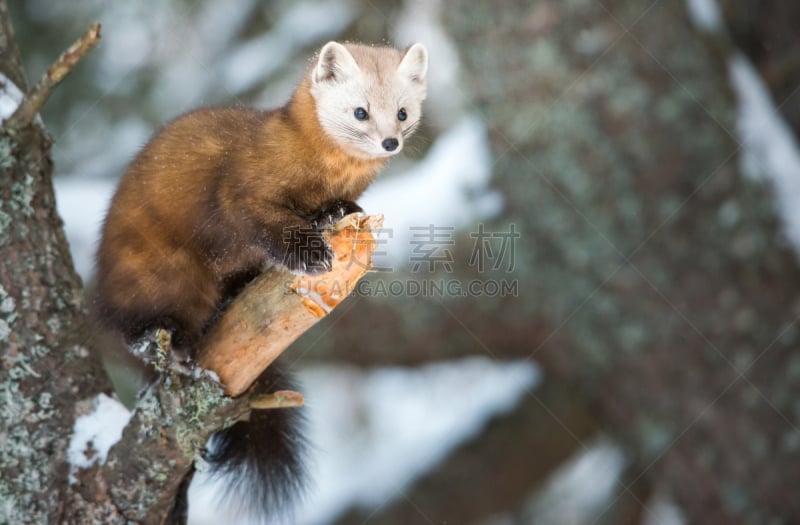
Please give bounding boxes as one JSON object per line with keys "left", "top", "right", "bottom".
{"left": 0, "top": 123, "right": 111, "bottom": 524}
{"left": 301, "top": 0, "right": 800, "bottom": 522}
{"left": 99, "top": 334, "right": 248, "bottom": 523}
{"left": 441, "top": 0, "right": 800, "bottom": 521}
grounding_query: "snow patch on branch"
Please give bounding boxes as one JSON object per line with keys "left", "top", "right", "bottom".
{"left": 685, "top": 0, "right": 721, "bottom": 32}
{"left": 644, "top": 495, "right": 688, "bottom": 525}
{"left": 300, "top": 358, "right": 538, "bottom": 524}
{"left": 0, "top": 73, "right": 24, "bottom": 121}
{"left": 730, "top": 54, "right": 800, "bottom": 254}
{"left": 525, "top": 441, "right": 626, "bottom": 524}
{"left": 67, "top": 393, "right": 132, "bottom": 482}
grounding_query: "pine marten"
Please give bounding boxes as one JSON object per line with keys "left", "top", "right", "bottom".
{"left": 95, "top": 41, "right": 427, "bottom": 519}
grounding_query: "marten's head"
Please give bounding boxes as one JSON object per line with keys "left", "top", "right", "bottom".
{"left": 309, "top": 41, "right": 428, "bottom": 160}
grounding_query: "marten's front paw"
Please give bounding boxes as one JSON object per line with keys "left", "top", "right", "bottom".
{"left": 282, "top": 228, "right": 334, "bottom": 274}
{"left": 310, "top": 200, "right": 364, "bottom": 229}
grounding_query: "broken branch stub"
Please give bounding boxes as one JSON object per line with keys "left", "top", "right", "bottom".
{"left": 250, "top": 390, "right": 305, "bottom": 409}
{"left": 198, "top": 213, "right": 383, "bottom": 396}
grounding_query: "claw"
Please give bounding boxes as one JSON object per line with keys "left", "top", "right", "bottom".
{"left": 310, "top": 200, "right": 364, "bottom": 229}
{"left": 282, "top": 227, "right": 334, "bottom": 275}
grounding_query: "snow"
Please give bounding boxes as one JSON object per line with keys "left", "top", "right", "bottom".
{"left": 194, "top": 367, "right": 220, "bottom": 384}
{"left": 685, "top": 0, "right": 721, "bottom": 32}
{"left": 0, "top": 73, "right": 24, "bottom": 120}
{"left": 280, "top": 1, "right": 354, "bottom": 43}
{"left": 187, "top": 357, "right": 539, "bottom": 525}
{"left": 100, "top": 10, "right": 152, "bottom": 73}
{"left": 193, "top": 0, "right": 258, "bottom": 57}
{"left": 47, "top": 0, "right": 503, "bottom": 278}
{"left": 361, "top": 116, "right": 503, "bottom": 268}
{"left": 393, "top": 0, "right": 465, "bottom": 127}
{"left": 524, "top": 442, "right": 626, "bottom": 525}
{"left": 67, "top": 393, "right": 132, "bottom": 482}
{"left": 52, "top": 177, "right": 116, "bottom": 281}
{"left": 729, "top": 53, "right": 800, "bottom": 254}
{"left": 221, "top": 1, "right": 355, "bottom": 94}
{"left": 644, "top": 496, "right": 687, "bottom": 525}
{"left": 220, "top": 33, "right": 289, "bottom": 95}
{"left": 39, "top": 3, "right": 524, "bottom": 523}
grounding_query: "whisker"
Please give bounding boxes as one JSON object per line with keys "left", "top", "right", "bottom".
{"left": 402, "top": 121, "right": 421, "bottom": 137}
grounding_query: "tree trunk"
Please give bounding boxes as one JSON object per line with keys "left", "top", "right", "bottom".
{"left": 311, "top": 1, "right": 800, "bottom": 522}
{"left": 720, "top": 0, "right": 800, "bottom": 137}
{"left": 1, "top": 4, "right": 382, "bottom": 522}
{"left": 0, "top": 2, "right": 112, "bottom": 522}
{"left": 331, "top": 381, "right": 601, "bottom": 525}
{"left": 445, "top": 2, "right": 800, "bottom": 520}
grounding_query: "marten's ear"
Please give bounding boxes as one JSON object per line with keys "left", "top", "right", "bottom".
{"left": 313, "top": 41, "right": 360, "bottom": 84}
{"left": 398, "top": 43, "right": 428, "bottom": 83}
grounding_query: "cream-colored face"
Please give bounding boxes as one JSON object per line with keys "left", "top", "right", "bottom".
{"left": 309, "top": 41, "right": 428, "bottom": 160}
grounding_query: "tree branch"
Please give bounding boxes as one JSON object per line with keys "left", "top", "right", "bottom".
{"left": 331, "top": 380, "right": 599, "bottom": 525}
{"left": 101, "top": 342, "right": 248, "bottom": 523}
{"left": 0, "top": 11, "right": 113, "bottom": 525}
{"left": 4, "top": 21, "right": 100, "bottom": 130}
{"left": 199, "top": 213, "right": 383, "bottom": 396}
{"left": 0, "top": 0, "right": 28, "bottom": 91}
{"left": 250, "top": 390, "right": 305, "bottom": 409}
{"left": 67, "top": 213, "right": 384, "bottom": 523}
{"left": 0, "top": 7, "right": 380, "bottom": 520}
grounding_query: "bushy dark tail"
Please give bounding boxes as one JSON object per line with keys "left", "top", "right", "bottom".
{"left": 205, "top": 358, "right": 307, "bottom": 520}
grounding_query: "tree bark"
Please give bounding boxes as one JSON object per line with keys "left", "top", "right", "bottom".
{"left": 199, "top": 213, "right": 383, "bottom": 395}
{"left": 0, "top": 3, "right": 112, "bottom": 522}
{"left": 444, "top": 2, "right": 800, "bottom": 520}
{"left": 720, "top": 0, "right": 800, "bottom": 137}
{"left": 331, "top": 381, "right": 600, "bottom": 525}
{"left": 0, "top": 6, "right": 382, "bottom": 523}
{"left": 308, "top": 1, "right": 800, "bottom": 523}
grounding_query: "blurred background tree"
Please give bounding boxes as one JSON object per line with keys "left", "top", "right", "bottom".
{"left": 6, "top": 0, "right": 800, "bottom": 524}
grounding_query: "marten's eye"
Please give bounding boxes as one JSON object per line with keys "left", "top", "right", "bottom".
{"left": 354, "top": 107, "right": 369, "bottom": 121}
{"left": 397, "top": 108, "right": 407, "bottom": 121}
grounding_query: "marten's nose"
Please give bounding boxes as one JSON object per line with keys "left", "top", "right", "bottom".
{"left": 382, "top": 138, "right": 399, "bottom": 151}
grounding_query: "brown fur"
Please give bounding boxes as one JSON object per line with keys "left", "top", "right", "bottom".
{"left": 95, "top": 76, "right": 386, "bottom": 346}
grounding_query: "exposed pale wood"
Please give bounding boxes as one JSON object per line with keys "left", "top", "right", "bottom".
{"left": 250, "top": 390, "right": 305, "bottom": 409}
{"left": 198, "top": 213, "right": 383, "bottom": 396}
